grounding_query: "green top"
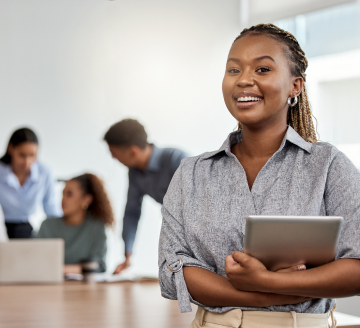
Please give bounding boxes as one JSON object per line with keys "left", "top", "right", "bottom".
{"left": 37, "top": 216, "right": 107, "bottom": 272}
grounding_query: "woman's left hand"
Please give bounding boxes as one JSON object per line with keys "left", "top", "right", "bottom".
{"left": 225, "top": 251, "right": 269, "bottom": 292}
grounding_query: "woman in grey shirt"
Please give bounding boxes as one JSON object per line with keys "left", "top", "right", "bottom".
{"left": 159, "top": 24, "right": 360, "bottom": 327}
{"left": 38, "top": 174, "right": 114, "bottom": 273}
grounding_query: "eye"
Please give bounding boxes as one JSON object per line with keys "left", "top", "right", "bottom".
{"left": 256, "top": 67, "right": 270, "bottom": 73}
{"left": 227, "top": 68, "right": 240, "bottom": 74}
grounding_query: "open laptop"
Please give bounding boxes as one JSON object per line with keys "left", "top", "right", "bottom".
{"left": 243, "top": 215, "right": 343, "bottom": 271}
{"left": 0, "top": 239, "right": 64, "bottom": 283}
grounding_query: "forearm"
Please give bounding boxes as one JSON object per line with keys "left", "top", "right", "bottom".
{"left": 64, "top": 264, "right": 82, "bottom": 274}
{"left": 183, "top": 266, "right": 309, "bottom": 307}
{"left": 261, "top": 259, "right": 360, "bottom": 298}
{"left": 122, "top": 215, "right": 140, "bottom": 254}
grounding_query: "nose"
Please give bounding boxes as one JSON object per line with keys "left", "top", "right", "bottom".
{"left": 236, "top": 69, "right": 254, "bottom": 87}
{"left": 25, "top": 158, "right": 33, "bottom": 169}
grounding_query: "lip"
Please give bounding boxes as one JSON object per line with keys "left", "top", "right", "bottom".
{"left": 233, "top": 91, "right": 263, "bottom": 109}
{"left": 233, "top": 91, "right": 263, "bottom": 99}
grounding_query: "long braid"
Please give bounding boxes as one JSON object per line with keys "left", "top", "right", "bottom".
{"left": 235, "top": 24, "right": 318, "bottom": 143}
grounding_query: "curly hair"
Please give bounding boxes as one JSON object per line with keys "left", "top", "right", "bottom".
{"left": 71, "top": 173, "right": 115, "bottom": 227}
{"left": 234, "top": 23, "right": 318, "bottom": 143}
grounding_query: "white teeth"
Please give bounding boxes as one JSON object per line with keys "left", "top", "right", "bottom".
{"left": 237, "top": 97, "right": 261, "bottom": 102}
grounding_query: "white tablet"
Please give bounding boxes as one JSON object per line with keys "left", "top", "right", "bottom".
{"left": 243, "top": 215, "right": 343, "bottom": 271}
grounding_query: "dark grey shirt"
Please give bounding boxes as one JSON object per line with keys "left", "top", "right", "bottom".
{"left": 158, "top": 126, "right": 360, "bottom": 313}
{"left": 37, "top": 216, "right": 107, "bottom": 272}
{"left": 123, "top": 144, "right": 188, "bottom": 253}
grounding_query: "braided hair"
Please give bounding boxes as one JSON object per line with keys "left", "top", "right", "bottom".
{"left": 234, "top": 24, "right": 318, "bottom": 143}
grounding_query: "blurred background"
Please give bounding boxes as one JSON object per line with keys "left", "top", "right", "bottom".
{"left": 0, "top": 0, "right": 359, "bottom": 286}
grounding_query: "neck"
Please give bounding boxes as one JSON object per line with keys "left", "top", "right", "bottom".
{"left": 64, "top": 210, "right": 87, "bottom": 225}
{"left": 237, "top": 121, "right": 288, "bottom": 159}
{"left": 136, "top": 144, "right": 153, "bottom": 170}
{"left": 12, "top": 166, "right": 31, "bottom": 186}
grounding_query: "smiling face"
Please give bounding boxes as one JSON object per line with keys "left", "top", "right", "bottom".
{"left": 222, "top": 33, "right": 303, "bottom": 130}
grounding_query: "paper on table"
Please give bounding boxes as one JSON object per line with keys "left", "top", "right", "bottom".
{"left": 94, "top": 272, "right": 158, "bottom": 283}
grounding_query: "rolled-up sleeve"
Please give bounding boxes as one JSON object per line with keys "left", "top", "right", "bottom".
{"left": 158, "top": 161, "right": 214, "bottom": 313}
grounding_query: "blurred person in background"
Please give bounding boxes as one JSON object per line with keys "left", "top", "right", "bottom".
{"left": 37, "top": 173, "right": 114, "bottom": 274}
{"left": 104, "top": 119, "right": 188, "bottom": 274}
{"left": 0, "top": 128, "right": 62, "bottom": 238}
{"left": 0, "top": 205, "right": 8, "bottom": 242}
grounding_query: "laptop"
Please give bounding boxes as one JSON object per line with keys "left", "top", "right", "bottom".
{"left": 0, "top": 239, "right": 64, "bottom": 283}
{"left": 243, "top": 215, "right": 343, "bottom": 271}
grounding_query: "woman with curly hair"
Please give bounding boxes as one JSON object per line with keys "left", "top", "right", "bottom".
{"left": 37, "top": 173, "right": 114, "bottom": 273}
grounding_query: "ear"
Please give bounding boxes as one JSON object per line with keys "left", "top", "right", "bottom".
{"left": 84, "top": 194, "right": 94, "bottom": 206}
{"left": 129, "top": 145, "right": 141, "bottom": 159}
{"left": 290, "top": 76, "right": 303, "bottom": 97}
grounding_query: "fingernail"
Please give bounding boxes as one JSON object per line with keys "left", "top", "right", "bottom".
{"left": 298, "top": 265, "right": 306, "bottom": 270}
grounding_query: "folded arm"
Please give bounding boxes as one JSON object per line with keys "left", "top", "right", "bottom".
{"left": 183, "top": 266, "right": 312, "bottom": 308}
{"left": 226, "top": 252, "right": 360, "bottom": 298}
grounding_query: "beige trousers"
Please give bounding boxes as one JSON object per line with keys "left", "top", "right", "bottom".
{"left": 188, "top": 306, "right": 337, "bottom": 328}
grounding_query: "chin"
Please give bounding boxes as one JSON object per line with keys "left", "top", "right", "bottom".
{"left": 237, "top": 116, "right": 264, "bottom": 127}
{"left": 230, "top": 109, "right": 263, "bottom": 123}
{"left": 62, "top": 209, "right": 71, "bottom": 217}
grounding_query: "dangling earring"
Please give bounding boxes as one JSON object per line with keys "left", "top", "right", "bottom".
{"left": 82, "top": 203, "right": 88, "bottom": 210}
{"left": 287, "top": 95, "right": 298, "bottom": 107}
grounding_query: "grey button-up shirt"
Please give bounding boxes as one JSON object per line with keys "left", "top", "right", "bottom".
{"left": 158, "top": 126, "right": 360, "bottom": 313}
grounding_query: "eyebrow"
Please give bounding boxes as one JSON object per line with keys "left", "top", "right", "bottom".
{"left": 227, "top": 55, "right": 276, "bottom": 63}
{"left": 254, "top": 55, "right": 275, "bottom": 63}
{"left": 227, "top": 58, "right": 240, "bottom": 63}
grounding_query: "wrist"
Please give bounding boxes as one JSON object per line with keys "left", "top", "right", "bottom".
{"left": 254, "top": 292, "right": 274, "bottom": 307}
{"left": 257, "top": 270, "right": 274, "bottom": 293}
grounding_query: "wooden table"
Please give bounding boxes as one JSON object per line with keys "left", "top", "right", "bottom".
{"left": 0, "top": 281, "right": 359, "bottom": 328}
{"left": 0, "top": 281, "right": 195, "bottom": 328}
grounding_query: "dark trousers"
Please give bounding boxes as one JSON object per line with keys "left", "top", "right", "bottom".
{"left": 5, "top": 222, "right": 33, "bottom": 239}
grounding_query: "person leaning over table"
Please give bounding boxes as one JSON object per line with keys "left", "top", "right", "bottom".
{"left": 37, "top": 173, "right": 114, "bottom": 274}
{"left": 158, "top": 24, "right": 360, "bottom": 328}
{"left": 0, "top": 128, "right": 62, "bottom": 238}
{"left": 104, "top": 119, "right": 188, "bottom": 274}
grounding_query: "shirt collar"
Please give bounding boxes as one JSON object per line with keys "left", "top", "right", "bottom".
{"left": 0, "top": 162, "right": 40, "bottom": 185}
{"left": 283, "top": 126, "right": 312, "bottom": 153}
{"left": 0, "top": 162, "right": 12, "bottom": 182}
{"left": 202, "top": 126, "right": 312, "bottom": 160}
{"left": 146, "top": 144, "right": 161, "bottom": 172}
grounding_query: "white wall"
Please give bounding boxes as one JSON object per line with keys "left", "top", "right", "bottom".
{"left": 0, "top": 0, "right": 240, "bottom": 276}
{"left": 307, "top": 48, "right": 360, "bottom": 169}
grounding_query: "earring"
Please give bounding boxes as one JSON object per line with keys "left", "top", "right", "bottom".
{"left": 287, "top": 95, "right": 298, "bottom": 107}
{"left": 82, "top": 203, "right": 88, "bottom": 210}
